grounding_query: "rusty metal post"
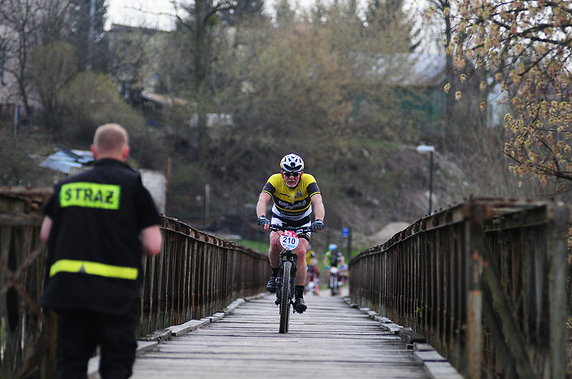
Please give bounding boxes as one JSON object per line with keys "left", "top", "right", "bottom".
{"left": 482, "top": 247, "right": 536, "bottom": 379}
{"left": 547, "top": 204, "right": 568, "bottom": 379}
{"left": 465, "top": 203, "right": 484, "bottom": 379}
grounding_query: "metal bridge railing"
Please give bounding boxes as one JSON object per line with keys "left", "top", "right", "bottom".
{"left": 349, "top": 198, "right": 569, "bottom": 379}
{"left": 139, "top": 216, "right": 269, "bottom": 335}
{"left": 0, "top": 187, "right": 270, "bottom": 379}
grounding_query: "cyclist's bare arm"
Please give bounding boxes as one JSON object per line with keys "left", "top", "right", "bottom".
{"left": 256, "top": 191, "right": 271, "bottom": 231}
{"left": 311, "top": 193, "right": 325, "bottom": 221}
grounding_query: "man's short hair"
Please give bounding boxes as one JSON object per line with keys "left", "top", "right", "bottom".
{"left": 93, "top": 123, "right": 129, "bottom": 153}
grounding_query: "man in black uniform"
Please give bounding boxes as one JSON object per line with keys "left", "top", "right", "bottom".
{"left": 39, "top": 123, "right": 162, "bottom": 378}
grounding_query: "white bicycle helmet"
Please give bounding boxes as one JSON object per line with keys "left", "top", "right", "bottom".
{"left": 280, "top": 153, "right": 304, "bottom": 172}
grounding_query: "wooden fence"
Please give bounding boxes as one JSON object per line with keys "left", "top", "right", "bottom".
{"left": 349, "top": 198, "right": 569, "bottom": 379}
{"left": 0, "top": 187, "right": 270, "bottom": 379}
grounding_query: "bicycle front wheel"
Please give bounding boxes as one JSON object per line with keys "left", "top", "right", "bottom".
{"left": 279, "top": 261, "right": 292, "bottom": 333}
{"left": 330, "top": 274, "right": 338, "bottom": 296}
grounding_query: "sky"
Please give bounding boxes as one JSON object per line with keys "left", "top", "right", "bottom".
{"left": 106, "top": 0, "right": 325, "bottom": 30}
{"left": 107, "top": 0, "right": 178, "bottom": 30}
{"left": 107, "top": 0, "right": 424, "bottom": 31}
{"left": 107, "top": 0, "right": 286, "bottom": 30}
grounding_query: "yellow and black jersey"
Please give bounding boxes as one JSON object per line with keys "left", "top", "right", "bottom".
{"left": 262, "top": 173, "right": 320, "bottom": 221}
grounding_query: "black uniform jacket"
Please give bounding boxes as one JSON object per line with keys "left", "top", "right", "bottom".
{"left": 40, "top": 158, "right": 160, "bottom": 315}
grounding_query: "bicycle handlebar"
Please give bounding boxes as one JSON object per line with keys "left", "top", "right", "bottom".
{"left": 270, "top": 224, "right": 313, "bottom": 234}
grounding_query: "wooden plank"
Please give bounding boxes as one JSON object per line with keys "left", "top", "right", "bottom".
{"left": 166, "top": 319, "right": 211, "bottom": 337}
{"left": 424, "top": 362, "right": 463, "bottom": 379}
{"left": 414, "top": 351, "right": 447, "bottom": 362}
{"left": 131, "top": 294, "right": 430, "bottom": 378}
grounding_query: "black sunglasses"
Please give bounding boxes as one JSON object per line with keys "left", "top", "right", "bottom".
{"left": 283, "top": 171, "right": 300, "bottom": 178}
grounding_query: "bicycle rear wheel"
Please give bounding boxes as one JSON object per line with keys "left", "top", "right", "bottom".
{"left": 279, "top": 261, "right": 292, "bottom": 333}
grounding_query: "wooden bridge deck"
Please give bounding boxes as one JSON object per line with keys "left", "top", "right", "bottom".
{"left": 131, "top": 293, "right": 430, "bottom": 378}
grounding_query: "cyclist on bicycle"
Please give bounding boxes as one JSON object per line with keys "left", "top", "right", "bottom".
{"left": 306, "top": 251, "right": 320, "bottom": 296}
{"left": 324, "top": 244, "right": 344, "bottom": 289}
{"left": 256, "top": 153, "right": 325, "bottom": 313}
{"left": 324, "top": 244, "right": 343, "bottom": 268}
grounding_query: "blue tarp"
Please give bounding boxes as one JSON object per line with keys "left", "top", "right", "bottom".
{"left": 40, "top": 149, "right": 94, "bottom": 174}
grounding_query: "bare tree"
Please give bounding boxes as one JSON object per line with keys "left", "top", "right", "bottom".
{"left": 449, "top": 0, "right": 572, "bottom": 195}
{"left": 172, "top": 0, "right": 238, "bottom": 160}
{"left": 29, "top": 41, "right": 77, "bottom": 140}
{"left": 0, "top": 0, "right": 72, "bottom": 120}
{"left": 66, "top": 0, "right": 109, "bottom": 71}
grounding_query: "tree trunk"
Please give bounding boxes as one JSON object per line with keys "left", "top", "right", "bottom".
{"left": 194, "top": 0, "right": 210, "bottom": 160}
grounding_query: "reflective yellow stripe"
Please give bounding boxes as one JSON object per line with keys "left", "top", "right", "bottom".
{"left": 49, "top": 259, "right": 138, "bottom": 280}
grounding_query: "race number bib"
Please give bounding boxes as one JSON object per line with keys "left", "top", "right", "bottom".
{"left": 279, "top": 231, "right": 299, "bottom": 250}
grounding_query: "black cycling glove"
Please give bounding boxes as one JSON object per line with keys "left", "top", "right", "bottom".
{"left": 311, "top": 219, "right": 324, "bottom": 231}
{"left": 257, "top": 216, "right": 270, "bottom": 228}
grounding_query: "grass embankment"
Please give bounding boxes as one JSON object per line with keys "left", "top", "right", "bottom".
{"left": 232, "top": 239, "right": 268, "bottom": 254}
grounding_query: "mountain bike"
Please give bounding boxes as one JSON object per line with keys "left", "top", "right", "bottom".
{"left": 329, "top": 266, "right": 339, "bottom": 296}
{"left": 270, "top": 224, "right": 312, "bottom": 334}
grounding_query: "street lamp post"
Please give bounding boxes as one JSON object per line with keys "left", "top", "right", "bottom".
{"left": 416, "top": 144, "right": 435, "bottom": 215}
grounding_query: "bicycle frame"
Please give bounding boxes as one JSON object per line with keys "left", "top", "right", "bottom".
{"left": 270, "top": 225, "right": 312, "bottom": 334}
{"left": 276, "top": 247, "right": 296, "bottom": 333}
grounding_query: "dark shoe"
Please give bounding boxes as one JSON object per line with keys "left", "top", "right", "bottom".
{"left": 295, "top": 297, "right": 307, "bottom": 313}
{"left": 266, "top": 275, "right": 277, "bottom": 293}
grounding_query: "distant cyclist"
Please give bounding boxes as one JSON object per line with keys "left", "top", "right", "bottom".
{"left": 324, "top": 244, "right": 344, "bottom": 268}
{"left": 305, "top": 246, "right": 316, "bottom": 266}
{"left": 324, "top": 244, "right": 344, "bottom": 289}
{"left": 305, "top": 251, "right": 320, "bottom": 296}
{"left": 256, "top": 153, "right": 325, "bottom": 313}
{"left": 337, "top": 255, "right": 348, "bottom": 286}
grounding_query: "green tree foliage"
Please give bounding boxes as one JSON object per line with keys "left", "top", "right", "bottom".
{"left": 365, "top": 0, "right": 414, "bottom": 51}
{"left": 249, "top": 25, "right": 352, "bottom": 148}
{"left": 316, "top": 0, "right": 424, "bottom": 143}
{"left": 107, "top": 26, "right": 167, "bottom": 100}
{"left": 60, "top": 71, "right": 143, "bottom": 140}
{"left": 194, "top": 22, "right": 354, "bottom": 186}
{"left": 200, "top": 4, "right": 432, "bottom": 228}
{"left": 155, "top": 0, "right": 269, "bottom": 160}
{"left": 0, "top": 0, "right": 73, "bottom": 118}
{"left": 219, "top": 0, "right": 265, "bottom": 25}
{"left": 420, "top": 0, "right": 528, "bottom": 199}
{"left": 60, "top": 71, "right": 166, "bottom": 168}
{"left": 154, "top": 28, "right": 194, "bottom": 96}
{"left": 40, "top": 0, "right": 74, "bottom": 44}
{"left": 170, "top": 0, "right": 239, "bottom": 159}
{"left": 163, "top": 18, "right": 356, "bottom": 222}
{"left": 0, "top": 129, "right": 54, "bottom": 186}
{"left": 274, "top": 0, "right": 296, "bottom": 27}
{"left": 66, "top": 0, "right": 109, "bottom": 71}
{"left": 29, "top": 41, "right": 78, "bottom": 140}
{"left": 423, "top": 0, "right": 492, "bottom": 152}
{"left": 446, "top": 0, "right": 572, "bottom": 193}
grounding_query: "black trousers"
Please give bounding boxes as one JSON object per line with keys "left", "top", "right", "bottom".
{"left": 56, "top": 303, "right": 139, "bottom": 379}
